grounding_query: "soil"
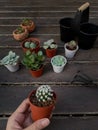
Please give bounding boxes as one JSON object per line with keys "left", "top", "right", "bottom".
{"left": 30, "top": 91, "right": 55, "bottom": 107}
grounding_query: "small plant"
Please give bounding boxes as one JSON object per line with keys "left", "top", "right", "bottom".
{"left": 66, "top": 40, "right": 77, "bottom": 50}
{"left": 22, "top": 50, "right": 45, "bottom": 70}
{"left": 0, "top": 51, "right": 19, "bottom": 65}
{"left": 34, "top": 85, "right": 55, "bottom": 106}
{"left": 43, "top": 39, "right": 58, "bottom": 49}
{"left": 51, "top": 55, "right": 66, "bottom": 66}
{"left": 24, "top": 41, "right": 37, "bottom": 49}
{"left": 14, "top": 26, "right": 25, "bottom": 34}
{"left": 21, "top": 18, "right": 32, "bottom": 26}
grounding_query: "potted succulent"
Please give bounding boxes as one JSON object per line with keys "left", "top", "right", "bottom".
{"left": 20, "top": 18, "right": 36, "bottom": 33}
{"left": 29, "top": 85, "right": 56, "bottom": 121}
{"left": 21, "top": 37, "right": 40, "bottom": 53}
{"left": 13, "top": 26, "right": 29, "bottom": 41}
{"left": 64, "top": 40, "right": 79, "bottom": 59}
{"left": 0, "top": 51, "right": 20, "bottom": 72}
{"left": 22, "top": 50, "right": 45, "bottom": 77}
{"left": 43, "top": 39, "right": 58, "bottom": 58}
{"left": 51, "top": 55, "right": 67, "bottom": 73}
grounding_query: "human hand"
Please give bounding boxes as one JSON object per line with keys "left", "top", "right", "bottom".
{"left": 6, "top": 98, "right": 50, "bottom": 130}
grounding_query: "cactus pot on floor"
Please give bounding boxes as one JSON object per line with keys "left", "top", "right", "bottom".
{"left": 21, "top": 37, "right": 40, "bottom": 53}
{"left": 28, "top": 85, "right": 56, "bottom": 121}
{"left": 64, "top": 40, "right": 79, "bottom": 59}
{"left": 0, "top": 51, "right": 20, "bottom": 72}
{"left": 51, "top": 55, "right": 67, "bottom": 73}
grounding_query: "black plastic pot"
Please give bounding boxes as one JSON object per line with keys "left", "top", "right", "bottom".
{"left": 78, "top": 23, "right": 98, "bottom": 49}
{"left": 59, "top": 18, "right": 76, "bottom": 43}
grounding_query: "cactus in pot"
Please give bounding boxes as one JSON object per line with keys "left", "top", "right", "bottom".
{"left": 64, "top": 40, "right": 79, "bottom": 59}
{"left": 0, "top": 51, "right": 20, "bottom": 72}
{"left": 29, "top": 85, "right": 56, "bottom": 121}
{"left": 43, "top": 39, "right": 58, "bottom": 58}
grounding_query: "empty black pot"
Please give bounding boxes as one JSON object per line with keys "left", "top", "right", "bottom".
{"left": 59, "top": 18, "right": 76, "bottom": 43}
{"left": 78, "top": 23, "right": 98, "bottom": 49}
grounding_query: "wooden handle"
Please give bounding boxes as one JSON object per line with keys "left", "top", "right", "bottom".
{"left": 78, "top": 2, "right": 90, "bottom": 11}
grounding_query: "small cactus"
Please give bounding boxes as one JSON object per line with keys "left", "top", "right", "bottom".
{"left": 36, "top": 85, "right": 54, "bottom": 106}
{"left": 52, "top": 55, "right": 66, "bottom": 66}
{"left": 67, "top": 40, "right": 77, "bottom": 50}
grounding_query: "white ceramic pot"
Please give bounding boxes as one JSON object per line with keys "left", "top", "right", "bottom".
{"left": 5, "top": 63, "right": 19, "bottom": 72}
{"left": 64, "top": 43, "right": 79, "bottom": 59}
{"left": 51, "top": 55, "right": 67, "bottom": 73}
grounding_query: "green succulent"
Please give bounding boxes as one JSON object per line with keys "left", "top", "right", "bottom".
{"left": 22, "top": 18, "right": 32, "bottom": 26}
{"left": 22, "top": 50, "right": 45, "bottom": 70}
{"left": 43, "top": 39, "right": 58, "bottom": 49}
{"left": 51, "top": 55, "right": 66, "bottom": 66}
{"left": 24, "top": 41, "right": 37, "bottom": 49}
{"left": 15, "top": 26, "right": 25, "bottom": 34}
{"left": 0, "top": 51, "right": 19, "bottom": 65}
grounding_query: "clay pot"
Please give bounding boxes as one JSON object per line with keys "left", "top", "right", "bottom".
{"left": 29, "top": 66, "right": 44, "bottom": 78}
{"left": 29, "top": 90, "right": 56, "bottom": 121}
{"left": 21, "top": 37, "right": 40, "bottom": 53}
{"left": 45, "top": 49, "right": 57, "bottom": 58}
{"left": 21, "top": 21, "right": 35, "bottom": 33}
{"left": 13, "top": 28, "right": 29, "bottom": 41}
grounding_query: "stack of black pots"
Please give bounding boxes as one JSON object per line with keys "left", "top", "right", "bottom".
{"left": 59, "top": 2, "right": 98, "bottom": 49}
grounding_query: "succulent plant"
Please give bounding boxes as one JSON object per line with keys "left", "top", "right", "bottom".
{"left": 22, "top": 50, "right": 45, "bottom": 70}
{"left": 66, "top": 40, "right": 77, "bottom": 50}
{"left": 43, "top": 39, "right": 58, "bottom": 49}
{"left": 15, "top": 26, "right": 25, "bottom": 34}
{"left": 51, "top": 55, "right": 66, "bottom": 66}
{"left": 35, "top": 85, "right": 54, "bottom": 106}
{"left": 24, "top": 41, "right": 37, "bottom": 49}
{"left": 22, "top": 18, "right": 32, "bottom": 26}
{"left": 0, "top": 51, "right": 19, "bottom": 65}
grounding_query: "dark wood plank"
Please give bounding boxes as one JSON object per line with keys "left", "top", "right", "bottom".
{"left": 1, "top": 116, "right": 98, "bottom": 130}
{"left": 0, "top": 85, "right": 98, "bottom": 114}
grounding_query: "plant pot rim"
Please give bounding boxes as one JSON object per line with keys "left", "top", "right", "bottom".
{"left": 64, "top": 43, "right": 79, "bottom": 52}
{"left": 51, "top": 55, "right": 67, "bottom": 67}
{"left": 28, "top": 90, "right": 56, "bottom": 108}
{"left": 21, "top": 37, "right": 40, "bottom": 50}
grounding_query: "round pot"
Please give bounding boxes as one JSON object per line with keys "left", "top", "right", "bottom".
{"left": 4, "top": 63, "right": 19, "bottom": 72}
{"left": 64, "top": 43, "right": 79, "bottom": 59}
{"left": 21, "top": 37, "right": 40, "bottom": 53}
{"left": 59, "top": 17, "right": 76, "bottom": 43}
{"left": 51, "top": 55, "right": 67, "bottom": 73}
{"left": 29, "top": 90, "right": 56, "bottom": 121}
{"left": 29, "top": 66, "right": 44, "bottom": 78}
{"left": 45, "top": 48, "right": 57, "bottom": 58}
{"left": 13, "top": 28, "right": 29, "bottom": 41}
{"left": 78, "top": 23, "right": 98, "bottom": 49}
{"left": 21, "top": 21, "right": 36, "bottom": 33}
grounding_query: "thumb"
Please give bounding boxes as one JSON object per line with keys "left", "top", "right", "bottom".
{"left": 24, "top": 118, "right": 50, "bottom": 130}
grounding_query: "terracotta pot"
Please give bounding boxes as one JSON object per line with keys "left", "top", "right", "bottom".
{"left": 46, "top": 49, "right": 57, "bottom": 58}
{"left": 29, "top": 90, "right": 56, "bottom": 121}
{"left": 13, "top": 28, "right": 29, "bottom": 41}
{"left": 21, "top": 37, "right": 40, "bottom": 53}
{"left": 29, "top": 66, "right": 44, "bottom": 78}
{"left": 21, "top": 21, "right": 35, "bottom": 33}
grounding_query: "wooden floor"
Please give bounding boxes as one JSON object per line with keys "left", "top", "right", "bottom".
{"left": 0, "top": 0, "right": 98, "bottom": 130}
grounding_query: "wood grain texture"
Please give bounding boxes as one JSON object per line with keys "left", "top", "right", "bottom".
{"left": 0, "top": 0, "right": 98, "bottom": 130}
